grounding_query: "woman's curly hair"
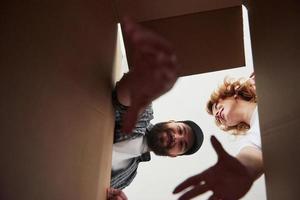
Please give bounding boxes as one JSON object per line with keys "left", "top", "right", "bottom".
{"left": 206, "top": 77, "right": 257, "bottom": 135}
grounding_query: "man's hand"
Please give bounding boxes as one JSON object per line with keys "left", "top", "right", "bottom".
{"left": 173, "top": 136, "right": 254, "bottom": 200}
{"left": 107, "top": 188, "right": 128, "bottom": 200}
{"left": 120, "top": 17, "right": 180, "bottom": 133}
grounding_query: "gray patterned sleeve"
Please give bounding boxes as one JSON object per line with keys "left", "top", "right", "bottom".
{"left": 112, "top": 89, "right": 154, "bottom": 143}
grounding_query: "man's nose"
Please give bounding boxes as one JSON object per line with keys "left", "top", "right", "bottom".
{"left": 174, "top": 132, "right": 184, "bottom": 141}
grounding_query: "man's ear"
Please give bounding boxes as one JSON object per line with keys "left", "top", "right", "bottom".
{"left": 169, "top": 154, "right": 177, "bottom": 158}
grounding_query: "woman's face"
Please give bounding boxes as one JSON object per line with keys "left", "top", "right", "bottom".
{"left": 212, "top": 97, "right": 241, "bottom": 127}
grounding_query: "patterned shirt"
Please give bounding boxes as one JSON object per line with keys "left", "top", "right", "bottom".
{"left": 110, "top": 89, "right": 154, "bottom": 190}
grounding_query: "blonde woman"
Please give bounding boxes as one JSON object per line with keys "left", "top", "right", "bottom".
{"left": 207, "top": 74, "right": 261, "bottom": 150}
{"left": 174, "top": 74, "right": 264, "bottom": 200}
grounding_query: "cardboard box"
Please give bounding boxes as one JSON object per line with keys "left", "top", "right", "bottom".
{"left": 0, "top": 1, "right": 244, "bottom": 200}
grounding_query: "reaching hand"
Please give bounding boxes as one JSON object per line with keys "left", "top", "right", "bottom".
{"left": 173, "top": 136, "right": 254, "bottom": 200}
{"left": 107, "top": 188, "right": 128, "bottom": 200}
{"left": 121, "top": 17, "right": 180, "bottom": 133}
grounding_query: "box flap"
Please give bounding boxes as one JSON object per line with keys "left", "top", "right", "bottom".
{"left": 122, "top": 6, "right": 245, "bottom": 76}
{"left": 114, "top": 0, "right": 242, "bottom": 22}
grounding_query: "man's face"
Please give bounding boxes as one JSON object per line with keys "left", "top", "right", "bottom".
{"left": 147, "top": 121, "right": 195, "bottom": 157}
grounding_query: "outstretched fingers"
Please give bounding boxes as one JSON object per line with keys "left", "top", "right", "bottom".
{"left": 211, "top": 136, "right": 230, "bottom": 161}
{"left": 173, "top": 173, "right": 206, "bottom": 194}
{"left": 121, "top": 17, "right": 173, "bottom": 55}
{"left": 107, "top": 188, "right": 128, "bottom": 200}
{"left": 177, "top": 184, "right": 210, "bottom": 200}
{"left": 118, "top": 191, "right": 128, "bottom": 200}
{"left": 121, "top": 105, "right": 140, "bottom": 133}
{"left": 207, "top": 194, "right": 222, "bottom": 200}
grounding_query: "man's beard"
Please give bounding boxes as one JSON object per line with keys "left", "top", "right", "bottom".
{"left": 146, "top": 130, "right": 169, "bottom": 156}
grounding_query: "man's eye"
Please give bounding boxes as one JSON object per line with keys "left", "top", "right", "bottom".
{"left": 178, "top": 125, "right": 183, "bottom": 135}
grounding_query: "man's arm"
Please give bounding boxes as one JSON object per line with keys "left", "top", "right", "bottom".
{"left": 115, "top": 73, "right": 133, "bottom": 107}
{"left": 173, "top": 136, "right": 264, "bottom": 200}
{"left": 237, "top": 146, "right": 264, "bottom": 180}
{"left": 118, "top": 18, "right": 180, "bottom": 133}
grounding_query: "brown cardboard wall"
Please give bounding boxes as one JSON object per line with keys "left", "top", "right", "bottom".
{"left": 123, "top": 6, "right": 245, "bottom": 77}
{"left": 114, "top": 0, "right": 242, "bottom": 22}
{"left": 0, "top": 1, "right": 247, "bottom": 199}
{"left": 0, "top": 1, "right": 117, "bottom": 200}
{"left": 248, "top": 1, "right": 300, "bottom": 199}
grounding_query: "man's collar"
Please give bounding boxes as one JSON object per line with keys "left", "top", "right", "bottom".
{"left": 140, "top": 152, "right": 151, "bottom": 162}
